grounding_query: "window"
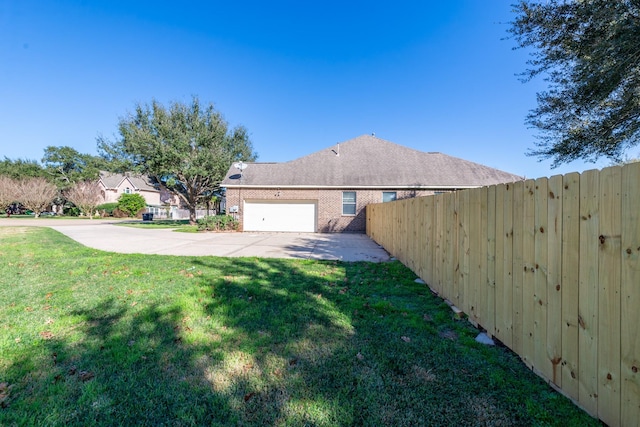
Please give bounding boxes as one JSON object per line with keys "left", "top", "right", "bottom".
{"left": 382, "top": 191, "right": 397, "bottom": 202}
{"left": 124, "top": 187, "right": 131, "bottom": 194}
{"left": 342, "top": 191, "right": 356, "bottom": 215}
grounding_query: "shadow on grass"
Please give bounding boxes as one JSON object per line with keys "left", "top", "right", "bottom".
{"left": 2, "top": 255, "right": 365, "bottom": 425}
{"left": 4, "top": 298, "right": 233, "bottom": 425}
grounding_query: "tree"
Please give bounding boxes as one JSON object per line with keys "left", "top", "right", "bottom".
{"left": 42, "top": 146, "right": 105, "bottom": 190}
{"left": 0, "top": 175, "right": 18, "bottom": 217}
{"left": 64, "top": 180, "right": 104, "bottom": 218}
{"left": 117, "top": 193, "right": 147, "bottom": 218}
{"left": 0, "top": 158, "right": 45, "bottom": 180}
{"left": 16, "top": 177, "right": 58, "bottom": 217}
{"left": 510, "top": 0, "right": 640, "bottom": 167}
{"left": 98, "top": 97, "right": 257, "bottom": 224}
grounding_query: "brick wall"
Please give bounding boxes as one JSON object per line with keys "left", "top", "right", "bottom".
{"left": 225, "top": 187, "right": 435, "bottom": 233}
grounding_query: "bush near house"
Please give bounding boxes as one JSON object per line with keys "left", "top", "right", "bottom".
{"left": 63, "top": 206, "right": 81, "bottom": 217}
{"left": 197, "top": 214, "right": 238, "bottom": 231}
{"left": 116, "top": 193, "right": 147, "bottom": 218}
{"left": 95, "top": 203, "right": 119, "bottom": 217}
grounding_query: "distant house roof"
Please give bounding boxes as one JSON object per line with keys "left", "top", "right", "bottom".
{"left": 221, "top": 135, "right": 522, "bottom": 189}
{"left": 99, "top": 171, "right": 158, "bottom": 192}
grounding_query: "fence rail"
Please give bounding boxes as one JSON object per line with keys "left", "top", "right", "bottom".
{"left": 366, "top": 162, "right": 640, "bottom": 427}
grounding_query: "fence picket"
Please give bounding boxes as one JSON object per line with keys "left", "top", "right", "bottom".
{"left": 534, "top": 177, "right": 550, "bottom": 379}
{"left": 512, "top": 180, "right": 525, "bottom": 356}
{"left": 494, "top": 184, "right": 505, "bottom": 341}
{"left": 485, "top": 187, "right": 496, "bottom": 337}
{"left": 562, "top": 172, "right": 580, "bottom": 399}
{"left": 458, "top": 189, "right": 470, "bottom": 313}
{"left": 451, "top": 192, "right": 461, "bottom": 307}
{"left": 621, "top": 162, "right": 640, "bottom": 427}
{"left": 547, "top": 174, "right": 563, "bottom": 388}
{"left": 468, "top": 188, "right": 481, "bottom": 324}
{"left": 502, "top": 182, "right": 514, "bottom": 348}
{"left": 597, "top": 166, "right": 622, "bottom": 426}
{"left": 579, "top": 169, "right": 599, "bottom": 415}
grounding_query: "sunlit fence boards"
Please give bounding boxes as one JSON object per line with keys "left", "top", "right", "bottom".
{"left": 366, "top": 162, "right": 640, "bottom": 427}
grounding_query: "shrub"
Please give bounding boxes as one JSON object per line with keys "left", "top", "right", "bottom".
{"left": 117, "top": 193, "right": 147, "bottom": 217}
{"left": 112, "top": 208, "right": 129, "bottom": 218}
{"left": 96, "top": 203, "right": 119, "bottom": 217}
{"left": 63, "top": 206, "right": 81, "bottom": 217}
{"left": 197, "top": 215, "right": 238, "bottom": 232}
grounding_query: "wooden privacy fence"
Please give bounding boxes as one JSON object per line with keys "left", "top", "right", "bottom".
{"left": 366, "top": 162, "right": 640, "bottom": 427}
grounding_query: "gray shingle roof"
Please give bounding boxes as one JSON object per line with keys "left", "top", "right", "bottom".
{"left": 221, "top": 135, "right": 522, "bottom": 188}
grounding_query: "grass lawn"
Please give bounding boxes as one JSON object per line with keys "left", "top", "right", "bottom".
{"left": 0, "top": 227, "right": 597, "bottom": 426}
{"left": 116, "top": 219, "right": 199, "bottom": 232}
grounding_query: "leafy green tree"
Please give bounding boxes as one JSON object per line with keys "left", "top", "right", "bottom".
{"left": 0, "top": 158, "right": 45, "bottom": 180}
{"left": 510, "top": 0, "right": 640, "bottom": 166}
{"left": 116, "top": 193, "right": 147, "bottom": 218}
{"left": 42, "top": 146, "right": 106, "bottom": 190}
{"left": 98, "top": 97, "right": 257, "bottom": 224}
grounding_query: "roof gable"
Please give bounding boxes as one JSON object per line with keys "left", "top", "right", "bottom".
{"left": 222, "top": 135, "right": 522, "bottom": 188}
{"left": 99, "top": 171, "right": 158, "bottom": 192}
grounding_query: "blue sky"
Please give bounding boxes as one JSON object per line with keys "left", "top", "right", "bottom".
{"left": 0, "top": 1, "right": 611, "bottom": 179}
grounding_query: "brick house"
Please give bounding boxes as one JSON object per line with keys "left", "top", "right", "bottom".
{"left": 221, "top": 135, "right": 522, "bottom": 233}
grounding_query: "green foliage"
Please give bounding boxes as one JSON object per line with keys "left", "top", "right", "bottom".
{"left": 63, "top": 206, "right": 81, "bottom": 216}
{"left": 117, "top": 193, "right": 147, "bottom": 217}
{"left": 96, "top": 202, "right": 119, "bottom": 216}
{"left": 0, "top": 158, "right": 45, "bottom": 180}
{"left": 196, "top": 214, "right": 238, "bottom": 231}
{"left": 42, "top": 146, "right": 105, "bottom": 190}
{"left": 510, "top": 0, "right": 640, "bottom": 166}
{"left": 97, "top": 96, "right": 257, "bottom": 224}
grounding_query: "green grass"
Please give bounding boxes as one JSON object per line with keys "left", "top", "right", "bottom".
{"left": 116, "top": 219, "right": 199, "bottom": 232}
{"left": 2, "top": 215, "right": 65, "bottom": 220}
{"left": 0, "top": 227, "right": 598, "bottom": 426}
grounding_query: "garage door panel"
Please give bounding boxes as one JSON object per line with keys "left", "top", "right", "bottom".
{"left": 244, "top": 200, "right": 316, "bottom": 232}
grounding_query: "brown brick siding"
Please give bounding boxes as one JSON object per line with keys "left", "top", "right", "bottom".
{"left": 225, "top": 188, "right": 435, "bottom": 233}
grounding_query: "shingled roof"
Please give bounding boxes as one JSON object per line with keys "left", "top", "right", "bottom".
{"left": 99, "top": 171, "right": 158, "bottom": 192}
{"left": 221, "top": 135, "right": 522, "bottom": 188}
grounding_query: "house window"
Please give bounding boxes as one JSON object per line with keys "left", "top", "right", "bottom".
{"left": 124, "top": 187, "right": 131, "bottom": 194}
{"left": 382, "top": 191, "right": 397, "bottom": 202}
{"left": 342, "top": 191, "right": 356, "bottom": 215}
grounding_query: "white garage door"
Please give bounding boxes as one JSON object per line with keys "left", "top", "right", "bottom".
{"left": 244, "top": 200, "right": 317, "bottom": 232}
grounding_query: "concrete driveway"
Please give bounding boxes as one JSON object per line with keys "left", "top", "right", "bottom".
{"left": 0, "top": 218, "right": 390, "bottom": 262}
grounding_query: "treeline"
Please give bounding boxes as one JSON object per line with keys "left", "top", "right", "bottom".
{"left": 1, "top": 96, "right": 257, "bottom": 223}
{"left": 0, "top": 146, "right": 119, "bottom": 218}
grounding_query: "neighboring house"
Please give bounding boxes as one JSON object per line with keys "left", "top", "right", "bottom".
{"left": 98, "top": 171, "right": 177, "bottom": 215}
{"left": 221, "top": 135, "right": 523, "bottom": 233}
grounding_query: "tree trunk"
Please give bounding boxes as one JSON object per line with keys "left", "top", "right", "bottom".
{"left": 189, "top": 208, "right": 197, "bottom": 225}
